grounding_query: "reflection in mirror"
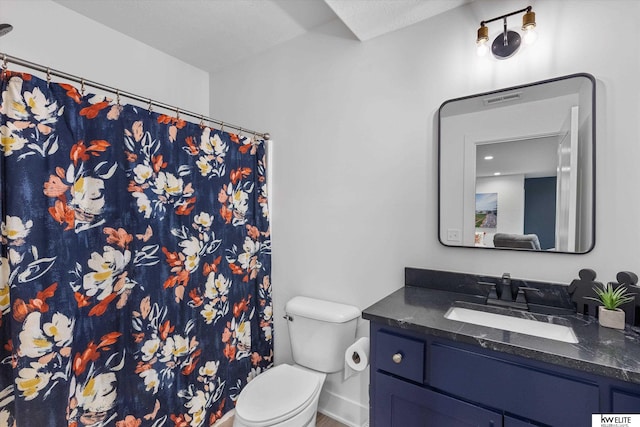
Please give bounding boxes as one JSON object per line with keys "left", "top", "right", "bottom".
{"left": 438, "top": 74, "right": 595, "bottom": 253}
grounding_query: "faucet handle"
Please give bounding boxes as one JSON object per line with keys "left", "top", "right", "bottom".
{"left": 478, "top": 281, "right": 498, "bottom": 300}
{"left": 515, "top": 287, "right": 537, "bottom": 304}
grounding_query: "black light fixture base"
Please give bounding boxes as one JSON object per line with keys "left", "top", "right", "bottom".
{"left": 491, "top": 30, "right": 521, "bottom": 59}
{"left": 0, "top": 24, "right": 13, "bottom": 37}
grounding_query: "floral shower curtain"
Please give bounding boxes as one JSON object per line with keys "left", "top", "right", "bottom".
{"left": 0, "top": 70, "right": 272, "bottom": 427}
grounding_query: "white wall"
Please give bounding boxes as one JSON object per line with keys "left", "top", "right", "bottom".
{"left": 208, "top": 0, "right": 640, "bottom": 425}
{"left": 0, "top": 0, "right": 209, "bottom": 114}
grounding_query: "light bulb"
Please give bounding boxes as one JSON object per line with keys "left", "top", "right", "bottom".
{"left": 523, "top": 27, "right": 538, "bottom": 45}
{"left": 476, "top": 40, "right": 489, "bottom": 57}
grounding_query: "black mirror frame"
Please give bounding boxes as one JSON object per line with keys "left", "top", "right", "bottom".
{"left": 437, "top": 73, "right": 596, "bottom": 254}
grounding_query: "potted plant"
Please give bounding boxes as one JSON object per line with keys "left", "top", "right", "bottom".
{"left": 587, "top": 282, "right": 635, "bottom": 329}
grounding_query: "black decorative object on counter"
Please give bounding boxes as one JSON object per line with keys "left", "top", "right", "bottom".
{"left": 614, "top": 271, "right": 640, "bottom": 327}
{"left": 568, "top": 268, "right": 602, "bottom": 317}
{"left": 568, "top": 269, "right": 640, "bottom": 327}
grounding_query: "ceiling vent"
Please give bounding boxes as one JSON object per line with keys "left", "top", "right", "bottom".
{"left": 483, "top": 92, "right": 522, "bottom": 106}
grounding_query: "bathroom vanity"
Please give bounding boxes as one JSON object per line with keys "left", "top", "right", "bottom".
{"left": 363, "top": 269, "right": 640, "bottom": 426}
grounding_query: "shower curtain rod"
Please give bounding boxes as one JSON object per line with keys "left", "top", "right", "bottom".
{"left": 0, "top": 52, "right": 270, "bottom": 140}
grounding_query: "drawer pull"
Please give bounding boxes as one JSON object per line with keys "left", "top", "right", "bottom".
{"left": 392, "top": 352, "right": 403, "bottom": 364}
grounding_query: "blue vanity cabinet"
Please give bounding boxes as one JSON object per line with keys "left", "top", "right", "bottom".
{"left": 369, "top": 322, "right": 640, "bottom": 427}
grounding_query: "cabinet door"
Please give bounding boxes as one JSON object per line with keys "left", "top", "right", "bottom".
{"left": 611, "top": 389, "right": 640, "bottom": 413}
{"left": 373, "top": 372, "right": 503, "bottom": 427}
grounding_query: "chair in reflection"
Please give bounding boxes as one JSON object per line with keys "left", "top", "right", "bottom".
{"left": 493, "top": 233, "right": 541, "bottom": 250}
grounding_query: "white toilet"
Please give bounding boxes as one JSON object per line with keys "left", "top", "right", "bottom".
{"left": 233, "top": 296, "right": 360, "bottom": 427}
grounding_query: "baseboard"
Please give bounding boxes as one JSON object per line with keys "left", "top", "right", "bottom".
{"left": 318, "top": 389, "right": 369, "bottom": 427}
{"left": 213, "top": 409, "right": 235, "bottom": 427}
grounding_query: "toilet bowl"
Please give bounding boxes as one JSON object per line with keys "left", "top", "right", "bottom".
{"left": 233, "top": 364, "right": 326, "bottom": 427}
{"left": 232, "top": 296, "right": 360, "bottom": 427}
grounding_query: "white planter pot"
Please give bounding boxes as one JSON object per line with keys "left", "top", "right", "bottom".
{"left": 598, "top": 306, "right": 626, "bottom": 330}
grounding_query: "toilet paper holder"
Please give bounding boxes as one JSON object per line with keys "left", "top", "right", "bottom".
{"left": 344, "top": 337, "right": 370, "bottom": 380}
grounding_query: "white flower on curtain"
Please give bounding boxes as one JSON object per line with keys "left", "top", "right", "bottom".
{"left": 15, "top": 362, "right": 52, "bottom": 401}
{"left": 82, "top": 246, "right": 133, "bottom": 301}
{"left": 0, "top": 122, "right": 27, "bottom": 154}
{"left": 1, "top": 215, "right": 33, "bottom": 244}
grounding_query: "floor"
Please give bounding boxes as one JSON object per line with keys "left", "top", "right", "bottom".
{"left": 219, "top": 413, "right": 348, "bottom": 427}
{"left": 317, "top": 413, "right": 349, "bottom": 427}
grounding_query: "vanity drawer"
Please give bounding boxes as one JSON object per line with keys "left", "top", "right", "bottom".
{"left": 430, "top": 343, "right": 599, "bottom": 426}
{"left": 375, "top": 330, "right": 425, "bottom": 383}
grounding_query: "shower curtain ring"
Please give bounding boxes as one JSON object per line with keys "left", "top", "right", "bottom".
{"left": 116, "top": 90, "right": 121, "bottom": 106}
{"left": 148, "top": 99, "right": 153, "bottom": 113}
{"left": 238, "top": 127, "right": 244, "bottom": 138}
{"left": 176, "top": 107, "right": 180, "bottom": 119}
{"left": 220, "top": 122, "right": 224, "bottom": 133}
{"left": 46, "top": 67, "right": 51, "bottom": 85}
{"left": 199, "top": 115, "right": 205, "bottom": 129}
{"left": 80, "top": 78, "right": 85, "bottom": 96}
{"left": 2, "top": 55, "right": 7, "bottom": 71}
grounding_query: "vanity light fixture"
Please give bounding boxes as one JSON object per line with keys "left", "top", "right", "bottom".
{"left": 476, "top": 6, "right": 537, "bottom": 59}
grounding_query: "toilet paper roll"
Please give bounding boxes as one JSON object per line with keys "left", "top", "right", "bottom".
{"left": 344, "top": 337, "right": 370, "bottom": 380}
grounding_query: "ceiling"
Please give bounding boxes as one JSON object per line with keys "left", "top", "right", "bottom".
{"left": 476, "top": 136, "right": 560, "bottom": 179}
{"left": 53, "top": 0, "right": 472, "bottom": 73}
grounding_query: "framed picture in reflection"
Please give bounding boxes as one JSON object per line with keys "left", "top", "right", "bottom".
{"left": 475, "top": 193, "right": 497, "bottom": 228}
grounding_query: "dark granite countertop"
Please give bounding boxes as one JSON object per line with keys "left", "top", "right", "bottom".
{"left": 363, "top": 285, "right": 640, "bottom": 385}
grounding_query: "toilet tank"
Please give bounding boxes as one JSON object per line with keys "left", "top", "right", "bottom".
{"left": 285, "top": 296, "right": 360, "bottom": 373}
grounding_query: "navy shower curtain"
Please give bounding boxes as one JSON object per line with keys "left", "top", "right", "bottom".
{"left": 0, "top": 70, "right": 272, "bottom": 426}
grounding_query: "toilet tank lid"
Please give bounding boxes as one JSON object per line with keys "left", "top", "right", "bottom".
{"left": 285, "top": 296, "right": 360, "bottom": 323}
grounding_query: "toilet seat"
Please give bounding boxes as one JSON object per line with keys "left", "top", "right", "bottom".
{"left": 234, "top": 364, "right": 325, "bottom": 426}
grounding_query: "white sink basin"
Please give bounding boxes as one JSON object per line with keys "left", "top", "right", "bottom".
{"left": 444, "top": 306, "right": 578, "bottom": 344}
